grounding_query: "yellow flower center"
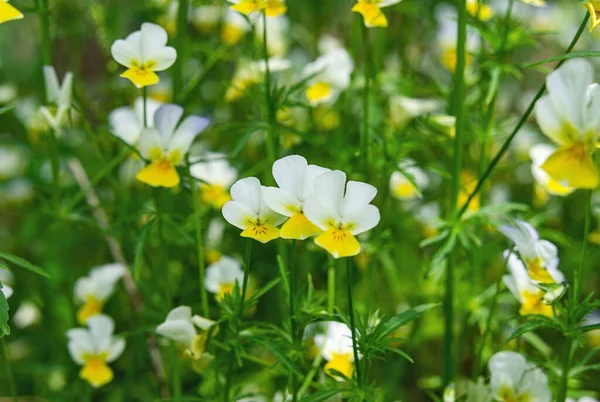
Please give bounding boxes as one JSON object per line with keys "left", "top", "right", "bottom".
{"left": 221, "top": 24, "right": 246, "bottom": 46}
{"left": 324, "top": 353, "right": 354, "bottom": 380}
{"left": 217, "top": 283, "right": 235, "bottom": 300}
{"left": 392, "top": 181, "right": 419, "bottom": 199}
{"left": 541, "top": 143, "right": 599, "bottom": 190}
{"left": 80, "top": 354, "right": 113, "bottom": 388}
{"left": 306, "top": 82, "right": 332, "bottom": 105}
{"left": 466, "top": 0, "right": 493, "bottom": 20}
{"left": 0, "top": 1, "right": 23, "bottom": 24}
{"left": 520, "top": 290, "right": 554, "bottom": 317}
{"left": 280, "top": 212, "right": 322, "bottom": 240}
{"left": 314, "top": 221, "right": 360, "bottom": 259}
{"left": 136, "top": 159, "right": 180, "bottom": 188}
{"left": 201, "top": 184, "right": 231, "bottom": 209}
{"left": 352, "top": 1, "right": 388, "bottom": 28}
{"left": 120, "top": 61, "right": 159, "bottom": 88}
{"left": 241, "top": 218, "right": 280, "bottom": 243}
{"left": 525, "top": 257, "right": 555, "bottom": 284}
{"left": 77, "top": 296, "right": 103, "bottom": 325}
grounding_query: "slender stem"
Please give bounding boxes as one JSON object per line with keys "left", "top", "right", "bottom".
{"left": 474, "top": 280, "right": 501, "bottom": 375}
{"left": 152, "top": 189, "right": 172, "bottom": 303}
{"left": 557, "top": 338, "right": 573, "bottom": 402}
{"left": 1, "top": 338, "right": 18, "bottom": 402}
{"left": 239, "top": 239, "right": 253, "bottom": 315}
{"left": 297, "top": 355, "right": 323, "bottom": 397}
{"left": 143, "top": 87, "right": 148, "bottom": 128}
{"left": 361, "top": 25, "right": 371, "bottom": 173}
{"left": 38, "top": 0, "right": 51, "bottom": 66}
{"left": 173, "top": 0, "right": 189, "bottom": 96}
{"left": 171, "top": 343, "right": 182, "bottom": 402}
{"left": 457, "top": 14, "right": 590, "bottom": 218}
{"left": 346, "top": 258, "right": 361, "bottom": 384}
{"left": 327, "top": 257, "right": 335, "bottom": 313}
{"left": 289, "top": 239, "right": 299, "bottom": 402}
{"left": 223, "top": 353, "right": 234, "bottom": 402}
{"left": 192, "top": 181, "right": 209, "bottom": 318}
{"left": 261, "top": 11, "right": 277, "bottom": 163}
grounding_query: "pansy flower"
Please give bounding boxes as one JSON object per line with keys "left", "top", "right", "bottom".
{"left": 74, "top": 263, "right": 126, "bottom": 325}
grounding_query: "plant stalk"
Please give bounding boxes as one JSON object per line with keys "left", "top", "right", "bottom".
{"left": 261, "top": 11, "right": 277, "bottom": 163}
{"left": 346, "top": 258, "right": 361, "bottom": 384}
{"left": 173, "top": 0, "right": 189, "bottom": 96}
{"left": 192, "top": 180, "right": 210, "bottom": 318}
{"left": 289, "top": 239, "right": 299, "bottom": 402}
{"left": 327, "top": 256, "right": 335, "bottom": 313}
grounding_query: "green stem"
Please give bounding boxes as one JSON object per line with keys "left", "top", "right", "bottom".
{"left": 173, "top": 0, "right": 189, "bottom": 96}
{"left": 289, "top": 240, "right": 299, "bottom": 402}
{"left": 361, "top": 25, "right": 371, "bottom": 174}
{"left": 171, "top": 343, "right": 182, "bottom": 402}
{"left": 557, "top": 338, "right": 574, "bottom": 402}
{"left": 152, "top": 189, "right": 172, "bottom": 303}
{"left": 38, "top": 0, "right": 51, "bottom": 66}
{"left": 346, "top": 259, "right": 362, "bottom": 384}
{"left": 143, "top": 87, "right": 148, "bottom": 128}
{"left": 297, "top": 355, "right": 323, "bottom": 397}
{"left": 327, "top": 257, "right": 335, "bottom": 313}
{"left": 1, "top": 338, "right": 17, "bottom": 402}
{"left": 474, "top": 280, "right": 501, "bottom": 375}
{"left": 239, "top": 239, "right": 253, "bottom": 316}
{"left": 261, "top": 11, "right": 277, "bottom": 163}
{"left": 457, "top": 14, "right": 590, "bottom": 218}
{"left": 191, "top": 180, "right": 209, "bottom": 318}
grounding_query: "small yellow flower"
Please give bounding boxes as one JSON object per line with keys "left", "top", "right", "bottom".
{"left": 466, "top": 0, "right": 493, "bottom": 21}
{"left": 0, "top": 1, "right": 23, "bottom": 24}
{"left": 585, "top": 1, "right": 600, "bottom": 32}
{"left": 228, "top": 0, "right": 287, "bottom": 17}
{"left": 352, "top": 0, "right": 402, "bottom": 28}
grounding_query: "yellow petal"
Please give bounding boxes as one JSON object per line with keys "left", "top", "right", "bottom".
{"left": 584, "top": 2, "right": 600, "bottom": 32}
{"left": 231, "top": 0, "right": 263, "bottom": 15}
{"left": 280, "top": 212, "right": 322, "bottom": 240}
{"left": 306, "top": 82, "right": 332, "bottom": 105}
{"left": 136, "top": 160, "right": 181, "bottom": 188}
{"left": 0, "top": 2, "right": 23, "bottom": 24}
{"left": 314, "top": 228, "right": 361, "bottom": 259}
{"left": 265, "top": 0, "right": 287, "bottom": 16}
{"left": 324, "top": 353, "right": 354, "bottom": 380}
{"left": 80, "top": 358, "right": 113, "bottom": 388}
{"left": 206, "top": 249, "right": 222, "bottom": 264}
{"left": 526, "top": 258, "right": 555, "bottom": 284}
{"left": 520, "top": 291, "right": 554, "bottom": 317}
{"left": 241, "top": 223, "right": 280, "bottom": 243}
{"left": 120, "top": 67, "right": 160, "bottom": 89}
{"left": 77, "top": 296, "right": 103, "bottom": 325}
{"left": 392, "top": 181, "right": 419, "bottom": 200}
{"left": 201, "top": 184, "right": 231, "bottom": 208}
{"left": 466, "top": 1, "right": 493, "bottom": 21}
{"left": 352, "top": 3, "right": 388, "bottom": 28}
{"left": 541, "top": 144, "right": 599, "bottom": 189}
{"left": 221, "top": 24, "right": 246, "bottom": 46}
{"left": 217, "top": 283, "right": 235, "bottom": 300}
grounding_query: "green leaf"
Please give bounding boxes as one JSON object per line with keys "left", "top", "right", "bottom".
{"left": 0, "top": 281, "right": 9, "bottom": 337}
{"left": 299, "top": 388, "right": 345, "bottom": 402}
{"left": 133, "top": 218, "right": 156, "bottom": 281}
{"left": 245, "top": 335, "right": 302, "bottom": 376}
{"left": 503, "top": 317, "right": 562, "bottom": 345}
{"left": 384, "top": 303, "right": 439, "bottom": 334}
{"left": 243, "top": 278, "right": 281, "bottom": 314}
{"left": 0, "top": 259, "right": 12, "bottom": 273}
{"left": 525, "top": 51, "right": 600, "bottom": 68}
{"left": 0, "top": 105, "right": 15, "bottom": 115}
{"left": 0, "top": 252, "right": 50, "bottom": 278}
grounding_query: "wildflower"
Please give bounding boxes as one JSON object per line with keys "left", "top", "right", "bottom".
{"left": 109, "top": 97, "right": 163, "bottom": 147}
{"left": 205, "top": 218, "right": 226, "bottom": 263}
{"left": 40, "top": 66, "right": 74, "bottom": 133}
{"left": 190, "top": 152, "right": 237, "bottom": 209}
{"left": 111, "top": 23, "right": 177, "bottom": 88}
{"left": 263, "top": 155, "right": 329, "bottom": 240}
{"left": 304, "top": 170, "right": 380, "bottom": 258}
{"left": 389, "top": 159, "right": 429, "bottom": 200}
{"left": 156, "top": 306, "right": 215, "bottom": 370}
{"left": 67, "top": 315, "right": 125, "bottom": 388}
{"left": 222, "top": 177, "right": 286, "bottom": 243}
{"left": 313, "top": 321, "right": 360, "bottom": 380}
{"left": 583, "top": 310, "right": 600, "bottom": 347}
{"left": 488, "top": 351, "right": 551, "bottom": 402}
{"left": 302, "top": 48, "right": 354, "bottom": 106}
{"left": 226, "top": 57, "right": 291, "bottom": 102}
{"left": 429, "top": 114, "right": 456, "bottom": 138}
{"left": 503, "top": 252, "right": 557, "bottom": 317}
{"left": 529, "top": 144, "right": 574, "bottom": 201}
{"left": 585, "top": 1, "right": 600, "bottom": 32}
{"left": 466, "top": 0, "right": 493, "bottom": 21}
{"left": 0, "top": 145, "right": 28, "bottom": 180}
{"left": 74, "top": 263, "right": 126, "bottom": 325}
{"left": 415, "top": 203, "right": 441, "bottom": 238}
{"left": 389, "top": 95, "right": 441, "bottom": 129}
{"left": 221, "top": 9, "right": 252, "bottom": 46}
{"left": 205, "top": 256, "right": 244, "bottom": 300}
{"left": 498, "top": 220, "right": 561, "bottom": 284}
{"left": 352, "top": 0, "right": 402, "bottom": 28}
{"left": 136, "top": 104, "right": 210, "bottom": 188}
{"left": 228, "top": 0, "right": 287, "bottom": 17}
{"left": 534, "top": 59, "right": 600, "bottom": 189}
{"left": 0, "top": 1, "right": 23, "bottom": 24}
{"left": 13, "top": 302, "right": 41, "bottom": 329}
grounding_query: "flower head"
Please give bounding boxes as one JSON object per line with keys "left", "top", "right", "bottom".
{"left": 534, "top": 59, "right": 600, "bottom": 189}
{"left": 40, "top": 66, "right": 74, "bottom": 133}
{"left": 190, "top": 152, "right": 237, "bottom": 209}
{"left": 226, "top": 57, "right": 291, "bottom": 102}
{"left": 488, "top": 351, "right": 551, "bottom": 402}
{"left": 302, "top": 48, "right": 354, "bottom": 106}
{"left": 221, "top": 9, "right": 252, "bottom": 46}
{"left": 1, "top": 281, "right": 12, "bottom": 299}
{"left": 136, "top": 104, "right": 210, "bottom": 188}
{"left": 263, "top": 155, "right": 329, "bottom": 240}
{"left": 228, "top": 0, "right": 287, "bottom": 17}
{"left": 0, "top": 1, "right": 23, "bottom": 24}
{"left": 67, "top": 315, "right": 125, "bottom": 388}
{"left": 466, "top": 0, "right": 493, "bottom": 20}
{"left": 313, "top": 321, "right": 360, "bottom": 380}
{"left": 529, "top": 144, "right": 574, "bottom": 202}
{"left": 352, "top": 0, "right": 402, "bottom": 28}
{"left": 222, "top": 177, "right": 286, "bottom": 243}
{"left": 111, "top": 23, "right": 177, "bottom": 88}
{"left": 109, "top": 97, "right": 163, "bottom": 146}
{"left": 205, "top": 256, "right": 244, "bottom": 300}
{"left": 304, "top": 170, "right": 380, "bottom": 258}
{"left": 389, "top": 158, "right": 429, "bottom": 201}
{"left": 74, "top": 264, "right": 126, "bottom": 325}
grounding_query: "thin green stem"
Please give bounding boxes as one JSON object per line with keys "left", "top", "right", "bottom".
{"left": 297, "top": 355, "right": 323, "bottom": 397}
{"left": 327, "top": 257, "right": 335, "bottom": 313}
{"left": 557, "top": 338, "right": 574, "bottom": 402}
{"left": 1, "top": 338, "right": 18, "bottom": 402}
{"left": 474, "top": 280, "right": 501, "bottom": 375}
{"left": 239, "top": 239, "right": 253, "bottom": 315}
{"left": 346, "top": 258, "right": 361, "bottom": 384}
{"left": 143, "top": 87, "right": 148, "bottom": 128}
{"left": 152, "top": 189, "right": 172, "bottom": 304}
{"left": 361, "top": 25, "right": 371, "bottom": 173}
{"left": 457, "top": 14, "right": 590, "bottom": 218}
{"left": 171, "top": 343, "right": 182, "bottom": 402}
{"left": 289, "top": 239, "right": 299, "bottom": 402}
{"left": 191, "top": 181, "right": 209, "bottom": 318}
{"left": 173, "top": 0, "right": 189, "bottom": 96}
{"left": 261, "top": 11, "right": 277, "bottom": 163}
{"left": 38, "top": 0, "right": 51, "bottom": 66}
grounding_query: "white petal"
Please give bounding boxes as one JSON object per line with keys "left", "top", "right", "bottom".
{"left": 67, "top": 328, "right": 93, "bottom": 364}
{"left": 192, "top": 315, "right": 215, "bottom": 331}
{"left": 303, "top": 165, "right": 330, "bottom": 199}
{"left": 109, "top": 107, "right": 141, "bottom": 145}
{"left": 149, "top": 47, "right": 177, "bottom": 71}
{"left": 1, "top": 283, "right": 12, "bottom": 299}
{"left": 111, "top": 39, "right": 139, "bottom": 68}
{"left": 89, "top": 263, "right": 126, "bottom": 301}
{"left": 87, "top": 314, "right": 115, "bottom": 343}
{"left": 489, "top": 351, "right": 528, "bottom": 397}
{"left": 140, "top": 22, "right": 168, "bottom": 58}
{"left": 154, "top": 104, "right": 184, "bottom": 144}
{"left": 263, "top": 187, "right": 296, "bottom": 217}
{"left": 379, "top": 0, "right": 402, "bottom": 7}
{"left": 546, "top": 59, "right": 592, "bottom": 130}
{"left": 347, "top": 204, "right": 380, "bottom": 235}
{"left": 222, "top": 201, "right": 254, "bottom": 230}
{"left": 164, "top": 305, "right": 192, "bottom": 322}
{"left": 272, "top": 155, "right": 308, "bottom": 200}
{"left": 583, "top": 83, "right": 600, "bottom": 134}
{"left": 535, "top": 96, "right": 568, "bottom": 146}
{"left": 303, "top": 197, "right": 331, "bottom": 231}
{"left": 314, "top": 170, "right": 346, "bottom": 217}
{"left": 341, "top": 180, "right": 377, "bottom": 219}
{"left": 59, "top": 72, "right": 73, "bottom": 107}
{"left": 43, "top": 66, "right": 60, "bottom": 104}
{"left": 519, "top": 365, "right": 551, "bottom": 402}
{"left": 168, "top": 115, "right": 210, "bottom": 159}
{"left": 138, "top": 128, "right": 163, "bottom": 160}
{"left": 74, "top": 277, "right": 95, "bottom": 303}
{"left": 134, "top": 96, "right": 163, "bottom": 128}
{"left": 230, "top": 177, "right": 263, "bottom": 214}
{"left": 534, "top": 240, "right": 559, "bottom": 272}
{"left": 105, "top": 337, "right": 126, "bottom": 363}
{"left": 156, "top": 320, "right": 196, "bottom": 347}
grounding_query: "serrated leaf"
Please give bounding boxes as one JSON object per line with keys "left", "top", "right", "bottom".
{"left": 300, "top": 388, "right": 346, "bottom": 402}
{"left": 0, "top": 252, "right": 50, "bottom": 278}
{"left": 384, "top": 303, "right": 439, "bottom": 334}
{"left": 246, "top": 336, "right": 302, "bottom": 376}
{"left": 525, "top": 51, "right": 600, "bottom": 68}
{"left": 133, "top": 218, "right": 156, "bottom": 281}
{"left": 0, "top": 282, "right": 10, "bottom": 337}
{"left": 503, "top": 317, "right": 561, "bottom": 345}
{"left": 244, "top": 278, "right": 281, "bottom": 314}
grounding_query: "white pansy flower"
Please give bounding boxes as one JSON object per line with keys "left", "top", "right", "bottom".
{"left": 66, "top": 314, "right": 125, "bottom": 388}
{"left": 263, "top": 155, "right": 330, "bottom": 240}
{"left": 13, "top": 302, "right": 41, "bottom": 328}
{"left": 109, "top": 97, "right": 163, "bottom": 146}
{"left": 40, "top": 66, "right": 74, "bottom": 133}
{"left": 74, "top": 263, "right": 127, "bottom": 325}
{"left": 529, "top": 143, "right": 574, "bottom": 199}
{"left": 304, "top": 170, "right": 380, "bottom": 258}
{"left": 488, "top": 351, "right": 551, "bottom": 402}
{"left": 111, "top": 23, "right": 177, "bottom": 88}
{"left": 389, "top": 158, "right": 429, "bottom": 200}
{"left": 226, "top": 57, "right": 291, "bottom": 102}
{"left": 222, "top": 177, "right": 286, "bottom": 243}
{"left": 205, "top": 256, "right": 244, "bottom": 300}
{"left": 190, "top": 152, "right": 237, "bottom": 209}
{"left": 221, "top": 8, "right": 251, "bottom": 45}
{"left": 534, "top": 59, "right": 600, "bottom": 189}
{"left": 255, "top": 14, "right": 289, "bottom": 56}
{"left": 314, "top": 321, "right": 360, "bottom": 380}
{"left": 136, "top": 104, "right": 210, "bottom": 188}
{"left": 302, "top": 48, "right": 354, "bottom": 106}
{"left": 191, "top": 5, "right": 221, "bottom": 32}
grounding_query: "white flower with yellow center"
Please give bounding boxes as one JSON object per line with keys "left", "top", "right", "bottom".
{"left": 66, "top": 314, "right": 126, "bottom": 388}
{"left": 109, "top": 97, "right": 163, "bottom": 146}
{"left": 389, "top": 158, "right": 429, "bottom": 201}
{"left": 498, "top": 220, "right": 562, "bottom": 284}
{"left": 221, "top": 9, "right": 252, "bottom": 46}
{"left": 255, "top": 14, "right": 289, "bottom": 56}
{"left": 352, "top": 0, "right": 402, "bottom": 28}
{"left": 74, "top": 263, "right": 126, "bottom": 325}
{"left": 40, "top": 66, "right": 74, "bottom": 133}
{"left": 314, "top": 321, "right": 360, "bottom": 380}
{"left": 304, "top": 170, "right": 380, "bottom": 258}
{"left": 156, "top": 306, "right": 215, "bottom": 367}
{"left": 222, "top": 177, "right": 286, "bottom": 243}
{"left": 136, "top": 104, "right": 210, "bottom": 188}
{"left": 529, "top": 144, "right": 574, "bottom": 200}
{"left": 226, "top": 57, "right": 291, "bottom": 102}
{"left": 111, "top": 23, "right": 177, "bottom": 88}
{"left": 389, "top": 95, "right": 441, "bottom": 129}
{"left": 228, "top": 0, "right": 287, "bottom": 17}
{"left": 302, "top": 48, "right": 354, "bottom": 106}
{"left": 205, "top": 256, "right": 244, "bottom": 300}
{"left": 534, "top": 59, "right": 600, "bottom": 189}
{"left": 263, "top": 155, "right": 329, "bottom": 240}
{"left": 190, "top": 152, "right": 237, "bottom": 209}
{"left": 503, "top": 252, "right": 559, "bottom": 317}
{"left": 0, "top": 1, "right": 23, "bottom": 24}
{"left": 488, "top": 352, "right": 551, "bottom": 402}
{"left": 585, "top": 1, "right": 600, "bottom": 32}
